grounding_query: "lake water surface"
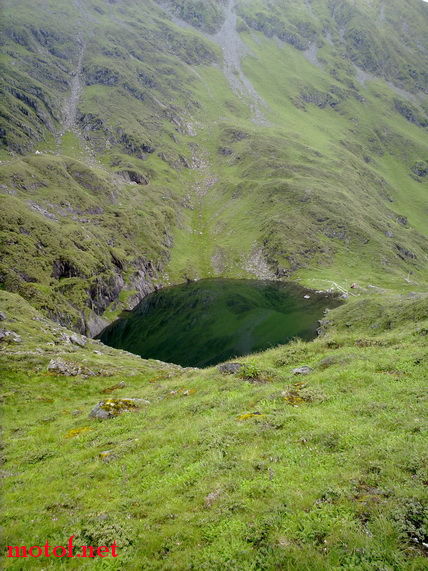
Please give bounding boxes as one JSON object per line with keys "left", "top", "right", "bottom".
{"left": 99, "top": 279, "right": 341, "bottom": 367}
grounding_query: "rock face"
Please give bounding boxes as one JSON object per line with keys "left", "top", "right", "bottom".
{"left": 217, "top": 362, "right": 243, "bottom": 374}
{"left": 51, "top": 259, "right": 81, "bottom": 279}
{"left": 84, "top": 258, "right": 161, "bottom": 337}
{"left": 126, "top": 258, "right": 160, "bottom": 308}
{"left": 85, "top": 313, "right": 110, "bottom": 338}
{"left": 395, "top": 244, "right": 417, "bottom": 260}
{"left": 88, "top": 273, "right": 125, "bottom": 316}
{"left": 89, "top": 398, "right": 149, "bottom": 419}
{"left": 0, "top": 329, "right": 22, "bottom": 343}
{"left": 292, "top": 366, "right": 313, "bottom": 375}
{"left": 118, "top": 169, "right": 149, "bottom": 185}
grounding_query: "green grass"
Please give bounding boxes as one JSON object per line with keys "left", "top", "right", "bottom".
{"left": 1, "top": 289, "right": 427, "bottom": 569}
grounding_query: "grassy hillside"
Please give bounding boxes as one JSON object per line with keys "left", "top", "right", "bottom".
{"left": 1, "top": 289, "right": 427, "bottom": 568}
{"left": 1, "top": 1, "right": 428, "bottom": 567}
{"left": 1, "top": 0, "right": 427, "bottom": 330}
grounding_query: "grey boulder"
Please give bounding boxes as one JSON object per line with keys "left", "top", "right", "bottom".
{"left": 217, "top": 362, "right": 243, "bottom": 374}
{"left": 292, "top": 366, "right": 313, "bottom": 375}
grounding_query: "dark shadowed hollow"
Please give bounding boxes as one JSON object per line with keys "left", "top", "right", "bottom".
{"left": 98, "top": 279, "right": 342, "bottom": 367}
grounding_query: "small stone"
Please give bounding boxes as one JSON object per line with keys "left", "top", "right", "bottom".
{"left": 303, "top": 295, "right": 310, "bottom": 299}
{"left": 318, "top": 356, "right": 338, "bottom": 369}
{"left": 217, "top": 362, "right": 243, "bottom": 374}
{"left": 292, "top": 366, "right": 313, "bottom": 375}
{"left": 101, "top": 381, "right": 126, "bottom": 393}
{"left": 0, "top": 312, "right": 6, "bottom": 321}
{"left": 205, "top": 489, "right": 222, "bottom": 507}
{"left": 99, "top": 450, "right": 115, "bottom": 462}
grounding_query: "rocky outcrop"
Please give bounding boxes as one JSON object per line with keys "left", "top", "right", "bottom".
{"left": 60, "top": 332, "right": 87, "bottom": 347}
{"left": 117, "top": 132, "right": 155, "bottom": 158}
{"left": 51, "top": 258, "right": 82, "bottom": 279}
{"left": 218, "top": 362, "right": 243, "bottom": 374}
{"left": 411, "top": 161, "right": 427, "bottom": 179}
{"left": 395, "top": 215, "right": 408, "bottom": 227}
{"left": 89, "top": 398, "right": 149, "bottom": 419}
{"left": 395, "top": 244, "right": 417, "bottom": 260}
{"left": 241, "top": 12, "right": 309, "bottom": 50}
{"left": 0, "top": 329, "right": 22, "bottom": 343}
{"left": 394, "top": 99, "right": 427, "bottom": 127}
{"left": 85, "top": 65, "right": 120, "bottom": 86}
{"left": 117, "top": 170, "right": 149, "bottom": 185}
{"left": 47, "top": 357, "right": 94, "bottom": 376}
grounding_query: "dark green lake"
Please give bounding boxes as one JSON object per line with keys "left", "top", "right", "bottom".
{"left": 98, "top": 279, "right": 341, "bottom": 367}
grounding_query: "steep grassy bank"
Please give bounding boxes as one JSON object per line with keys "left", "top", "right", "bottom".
{"left": 1, "top": 289, "right": 427, "bottom": 568}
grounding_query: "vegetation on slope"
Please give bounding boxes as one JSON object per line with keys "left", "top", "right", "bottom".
{"left": 0, "top": 154, "right": 179, "bottom": 333}
{"left": 1, "top": 0, "right": 427, "bottom": 329}
{"left": 237, "top": 0, "right": 428, "bottom": 93}
{"left": 1, "top": 289, "right": 427, "bottom": 568}
{"left": 1, "top": 1, "right": 427, "bottom": 566}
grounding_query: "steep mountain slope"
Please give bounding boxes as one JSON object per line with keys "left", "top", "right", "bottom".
{"left": 1, "top": 2, "right": 428, "bottom": 568}
{"left": 1, "top": 0, "right": 427, "bottom": 333}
